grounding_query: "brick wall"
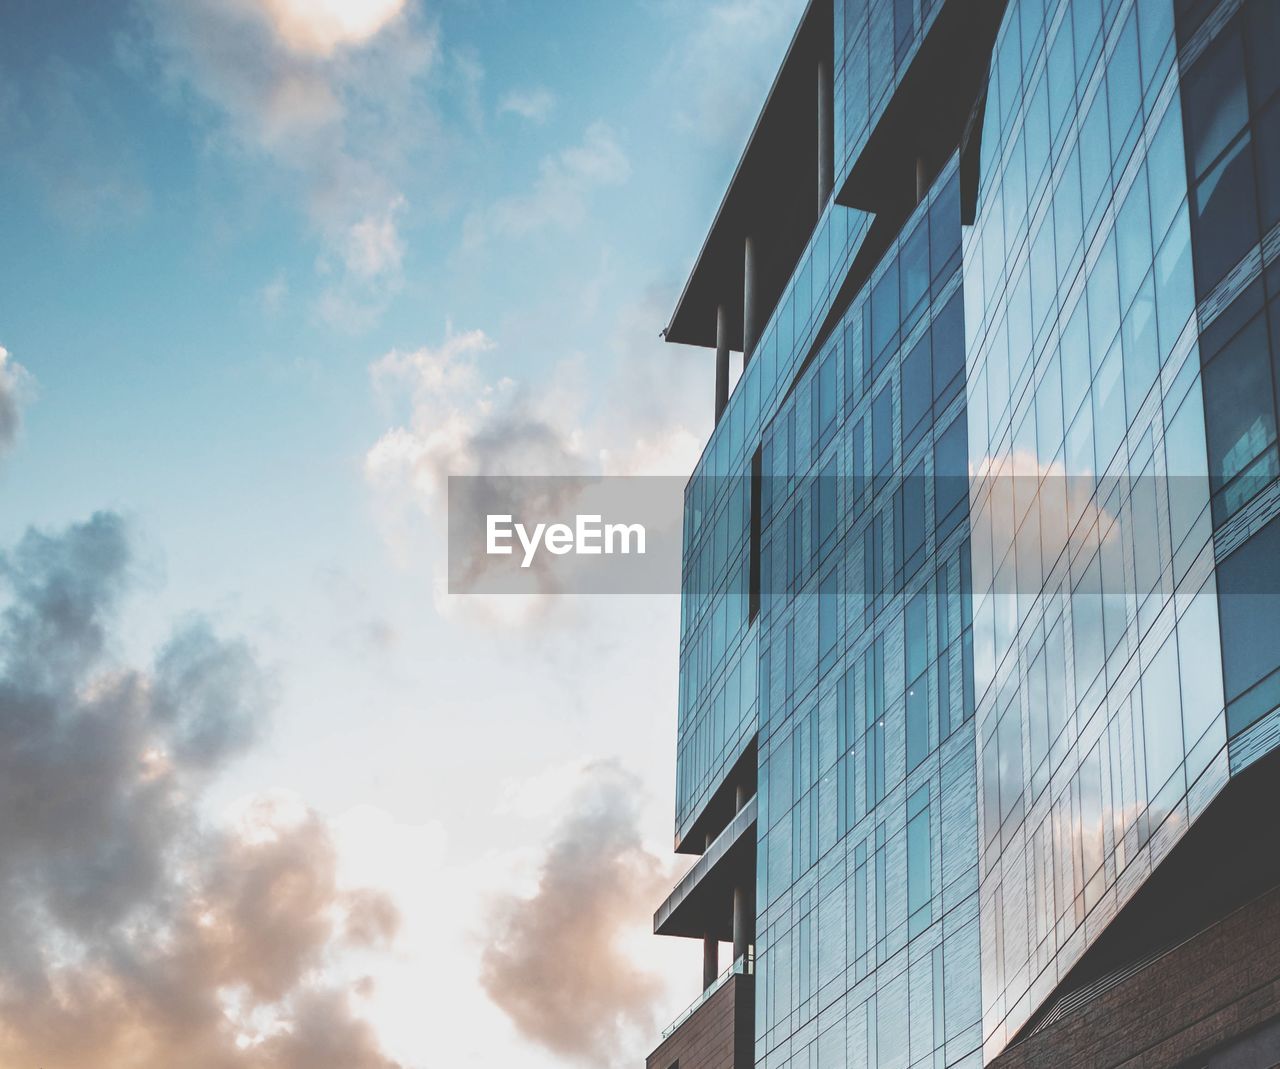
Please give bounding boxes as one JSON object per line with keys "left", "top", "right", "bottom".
{"left": 990, "top": 885, "right": 1280, "bottom": 1069}
{"left": 645, "top": 974, "right": 753, "bottom": 1069}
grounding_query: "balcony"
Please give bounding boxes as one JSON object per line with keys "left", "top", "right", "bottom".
{"left": 655, "top": 794, "right": 756, "bottom": 941}
{"left": 646, "top": 954, "right": 754, "bottom": 1069}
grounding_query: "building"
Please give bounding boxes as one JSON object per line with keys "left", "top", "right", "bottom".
{"left": 650, "top": 0, "right": 1280, "bottom": 1067}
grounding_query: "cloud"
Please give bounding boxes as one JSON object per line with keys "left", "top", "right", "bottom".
{"left": 463, "top": 122, "right": 630, "bottom": 247}
{"left": 595, "top": 289, "right": 713, "bottom": 477}
{"left": 498, "top": 86, "right": 556, "bottom": 123}
{"left": 364, "top": 326, "right": 590, "bottom": 610}
{"left": 366, "top": 327, "right": 583, "bottom": 496}
{"left": 660, "top": 0, "right": 808, "bottom": 147}
{"left": 0, "top": 512, "right": 401, "bottom": 1068}
{"left": 131, "top": 0, "right": 437, "bottom": 324}
{"left": 361, "top": 298, "right": 713, "bottom": 614}
{"left": 257, "top": 0, "right": 408, "bottom": 57}
{"left": 0, "top": 345, "right": 31, "bottom": 462}
{"left": 479, "top": 760, "right": 675, "bottom": 1067}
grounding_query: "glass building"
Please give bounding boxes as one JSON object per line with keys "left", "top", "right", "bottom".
{"left": 648, "top": 1, "right": 1280, "bottom": 1068}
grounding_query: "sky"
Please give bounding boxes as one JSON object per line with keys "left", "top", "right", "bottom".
{"left": 0, "top": 0, "right": 806, "bottom": 1065}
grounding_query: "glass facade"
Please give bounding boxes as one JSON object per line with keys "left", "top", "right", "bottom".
{"left": 660, "top": 0, "right": 1280, "bottom": 1065}
{"left": 966, "top": 0, "right": 1280, "bottom": 1057}
{"left": 751, "top": 161, "right": 984, "bottom": 1069}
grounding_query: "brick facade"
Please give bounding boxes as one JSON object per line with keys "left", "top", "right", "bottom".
{"left": 989, "top": 886, "right": 1280, "bottom": 1069}
{"left": 645, "top": 974, "right": 753, "bottom": 1069}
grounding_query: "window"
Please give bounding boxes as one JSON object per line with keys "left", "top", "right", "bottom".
{"left": 1142, "top": 633, "right": 1184, "bottom": 794}
{"left": 900, "top": 460, "right": 927, "bottom": 579}
{"left": 1116, "top": 169, "right": 1152, "bottom": 312}
{"left": 1045, "top": 620, "right": 1067, "bottom": 745}
{"left": 902, "top": 332, "right": 932, "bottom": 454}
{"left": 997, "top": 701, "right": 1024, "bottom": 827}
{"left": 1106, "top": 11, "right": 1141, "bottom": 164}
{"left": 982, "top": 730, "right": 1000, "bottom": 844}
{"left": 812, "top": 347, "right": 838, "bottom": 451}
{"left": 1121, "top": 273, "right": 1158, "bottom": 410}
{"left": 1219, "top": 514, "right": 1280, "bottom": 735}
{"left": 1202, "top": 312, "right": 1276, "bottom": 519}
{"left": 1147, "top": 102, "right": 1187, "bottom": 246}
{"left": 905, "top": 589, "right": 928, "bottom": 681}
{"left": 1246, "top": 0, "right": 1280, "bottom": 106}
{"left": 1087, "top": 236, "right": 1121, "bottom": 360}
{"left": 906, "top": 787, "right": 932, "bottom": 936}
{"left": 873, "top": 384, "right": 894, "bottom": 475}
{"left": 865, "top": 638, "right": 886, "bottom": 807}
{"left": 1035, "top": 351, "right": 1064, "bottom": 466}
{"left": 1184, "top": 23, "right": 1248, "bottom": 178}
{"left": 1092, "top": 338, "right": 1126, "bottom": 471}
{"left": 894, "top": 0, "right": 914, "bottom": 62}
{"left": 1080, "top": 92, "right": 1112, "bottom": 223}
{"left": 1028, "top": 645, "right": 1049, "bottom": 773}
{"left": 813, "top": 456, "right": 838, "bottom": 551}
{"left": 872, "top": 265, "right": 900, "bottom": 369}
{"left": 844, "top": 310, "right": 866, "bottom": 411}
{"left": 930, "top": 175, "right": 962, "bottom": 284}
{"left": 1254, "top": 97, "right": 1280, "bottom": 233}
{"left": 901, "top": 217, "right": 930, "bottom": 331}
{"left": 1154, "top": 207, "right": 1194, "bottom": 362}
{"left": 1192, "top": 131, "right": 1260, "bottom": 296}
{"left": 906, "top": 673, "right": 929, "bottom": 771}
{"left": 931, "top": 291, "right": 965, "bottom": 409}
{"left": 819, "top": 565, "right": 840, "bottom": 666}
{"left": 934, "top": 413, "right": 968, "bottom": 538}
{"left": 1072, "top": 553, "right": 1105, "bottom": 696}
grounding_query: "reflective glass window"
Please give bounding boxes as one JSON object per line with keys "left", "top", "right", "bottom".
{"left": 1191, "top": 131, "right": 1259, "bottom": 296}
{"left": 1142, "top": 633, "right": 1184, "bottom": 792}
{"left": 902, "top": 332, "right": 932, "bottom": 454}
{"left": 901, "top": 217, "right": 930, "bottom": 329}
{"left": 873, "top": 384, "right": 894, "bottom": 475}
{"left": 1202, "top": 313, "right": 1275, "bottom": 491}
{"left": 1184, "top": 23, "right": 1248, "bottom": 178}
{"left": 932, "top": 292, "right": 965, "bottom": 407}
{"left": 873, "top": 264, "right": 900, "bottom": 364}
{"left": 1219, "top": 514, "right": 1280, "bottom": 734}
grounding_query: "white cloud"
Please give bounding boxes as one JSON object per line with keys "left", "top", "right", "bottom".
{"left": 132, "top": 0, "right": 437, "bottom": 325}
{"left": 259, "top": 0, "right": 408, "bottom": 57}
{"left": 0, "top": 344, "right": 32, "bottom": 461}
{"left": 341, "top": 195, "right": 406, "bottom": 281}
{"left": 498, "top": 86, "right": 555, "bottom": 123}
{"left": 0, "top": 513, "right": 400, "bottom": 1069}
{"left": 463, "top": 122, "right": 630, "bottom": 247}
{"left": 479, "top": 761, "right": 677, "bottom": 1067}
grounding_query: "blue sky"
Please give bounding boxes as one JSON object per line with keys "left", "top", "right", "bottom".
{"left": 0, "top": 0, "right": 805, "bottom": 1065}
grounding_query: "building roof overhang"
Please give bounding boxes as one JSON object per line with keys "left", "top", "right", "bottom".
{"left": 663, "top": 0, "right": 831, "bottom": 351}
{"left": 655, "top": 794, "right": 756, "bottom": 941}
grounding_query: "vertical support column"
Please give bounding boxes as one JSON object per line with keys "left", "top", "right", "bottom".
{"left": 703, "top": 934, "right": 720, "bottom": 989}
{"left": 703, "top": 827, "right": 719, "bottom": 989}
{"left": 743, "top": 235, "right": 759, "bottom": 365}
{"left": 715, "top": 303, "right": 730, "bottom": 424}
{"left": 818, "top": 56, "right": 834, "bottom": 209}
{"left": 733, "top": 884, "right": 749, "bottom": 963}
{"left": 732, "top": 781, "right": 751, "bottom": 964}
